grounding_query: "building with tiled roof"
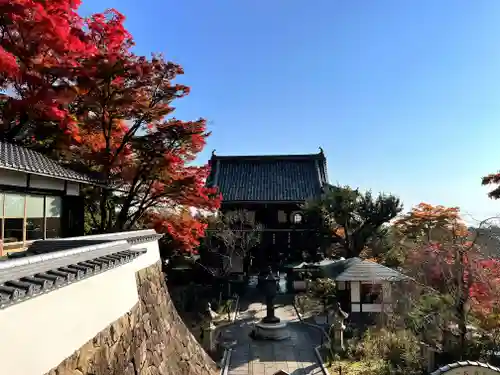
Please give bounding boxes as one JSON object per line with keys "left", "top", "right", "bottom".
{"left": 286, "top": 258, "right": 409, "bottom": 320}
{"left": 206, "top": 149, "right": 329, "bottom": 272}
{"left": 0, "top": 141, "right": 100, "bottom": 185}
{"left": 0, "top": 141, "right": 101, "bottom": 256}
{"left": 207, "top": 150, "right": 328, "bottom": 202}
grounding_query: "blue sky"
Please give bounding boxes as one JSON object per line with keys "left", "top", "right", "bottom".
{"left": 78, "top": 0, "right": 500, "bottom": 223}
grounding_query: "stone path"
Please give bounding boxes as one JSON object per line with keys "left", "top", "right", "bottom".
{"left": 221, "top": 299, "right": 323, "bottom": 375}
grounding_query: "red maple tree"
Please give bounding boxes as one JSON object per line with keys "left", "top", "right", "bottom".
{"left": 68, "top": 9, "right": 220, "bottom": 237}
{"left": 0, "top": 0, "right": 95, "bottom": 146}
{"left": 1, "top": 3, "right": 220, "bottom": 251}
{"left": 398, "top": 203, "right": 500, "bottom": 353}
{"left": 147, "top": 209, "right": 207, "bottom": 255}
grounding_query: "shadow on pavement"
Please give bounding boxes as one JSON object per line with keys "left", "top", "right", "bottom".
{"left": 226, "top": 294, "right": 323, "bottom": 374}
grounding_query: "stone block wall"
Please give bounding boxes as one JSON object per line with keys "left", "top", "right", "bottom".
{"left": 45, "top": 262, "right": 217, "bottom": 375}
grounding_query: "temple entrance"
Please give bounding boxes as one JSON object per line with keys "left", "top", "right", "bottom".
{"left": 249, "top": 229, "right": 320, "bottom": 274}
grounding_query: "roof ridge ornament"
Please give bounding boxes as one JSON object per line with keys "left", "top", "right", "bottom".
{"left": 212, "top": 149, "right": 216, "bottom": 156}
{"left": 319, "top": 147, "right": 324, "bottom": 155}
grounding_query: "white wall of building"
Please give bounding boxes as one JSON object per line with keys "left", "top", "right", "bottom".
{"left": 0, "top": 234, "right": 161, "bottom": 375}
{"left": 1, "top": 170, "right": 27, "bottom": 187}
{"left": 30, "top": 174, "right": 65, "bottom": 191}
{"left": 66, "top": 182, "right": 80, "bottom": 196}
{"left": 349, "top": 280, "right": 392, "bottom": 313}
{"left": 1, "top": 169, "right": 81, "bottom": 195}
{"left": 350, "top": 281, "right": 360, "bottom": 303}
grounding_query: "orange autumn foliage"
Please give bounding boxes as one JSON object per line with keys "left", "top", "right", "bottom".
{"left": 332, "top": 227, "right": 346, "bottom": 239}
{"left": 394, "top": 203, "right": 468, "bottom": 240}
{"left": 399, "top": 203, "right": 500, "bottom": 318}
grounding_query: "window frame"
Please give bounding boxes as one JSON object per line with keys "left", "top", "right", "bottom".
{"left": 0, "top": 191, "right": 63, "bottom": 248}
{"left": 2, "top": 193, "right": 27, "bottom": 243}
{"left": 360, "top": 282, "right": 383, "bottom": 304}
{"left": 290, "top": 211, "right": 303, "bottom": 224}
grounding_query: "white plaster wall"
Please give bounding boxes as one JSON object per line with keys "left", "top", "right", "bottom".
{"left": 351, "top": 303, "right": 392, "bottom": 313}
{"left": 1, "top": 170, "right": 27, "bottom": 187}
{"left": 129, "top": 236, "right": 162, "bottom": 272}
{"left": 0, "top": 235, "right": 161, "bottom": 375}
{"left": 66, "top": 182, "right": 80, "bottom": 196}
{"left": 382, "top": 281, "right": 391, "bottom": 303}
{"left": 30, "top": 174, "right": 65, "bottom": 191}
{"left": 361, "top": 304, "right": 382, "bottom": 312}
{"left": 50, "top": 230, "right": 161, "bottom": 272}
{"left": 350, "top": 281, "right": 360, "bottom": 302}
{"left": 350, "top": 281, "right": 394, "bottom": 313}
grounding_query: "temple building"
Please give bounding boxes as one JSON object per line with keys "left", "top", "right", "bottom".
{"left": 0, "top": 141, "right": 101, "bottom": 255}
{"left": 206, "top": 149, "right": 329, "bottom": 271}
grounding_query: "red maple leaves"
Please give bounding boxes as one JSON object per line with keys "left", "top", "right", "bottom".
{"left": 400, "top": 203, "right": 500, "bottom": 318}
{"left": 148, "top": 210, "right": 207, "bottom": 254}
{"left": 1, "top": 1, "right": 220, "bottom": 250}
{"left": 0, "top": 0, "right": 96, "bottom": 141}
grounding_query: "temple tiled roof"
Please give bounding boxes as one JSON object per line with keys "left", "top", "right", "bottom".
{"left": 207, "top": 151, "right": 328, "bottom": 202}
{"left": 318, "top": 257, "right": 408, "bottom": 282}
{"left": 0, "top": 141, "right": 100, "bottom": 184}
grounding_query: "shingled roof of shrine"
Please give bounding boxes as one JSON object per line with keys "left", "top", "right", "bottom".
{"left": 206, "top": 150, "right": 328, "bottom": 202}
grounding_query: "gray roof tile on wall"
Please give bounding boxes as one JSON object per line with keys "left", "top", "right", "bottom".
{"left": 0, "top": 239, "right": 147, "bottom": 309}
{"left": 207, "top": 153, "right": 328, "bottom": 202}
{"left": 430, "top": 361, "right": 500, "bottom": 375}
{"left": 0, "top": 141, "right": 99, "bottom": 184}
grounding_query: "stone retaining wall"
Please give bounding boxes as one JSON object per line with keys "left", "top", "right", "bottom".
{"left": 0, "top": 230, "right": 217, "bottom": 375}
{"left": 45, "top": 261, "right": 217, "bottom": 375}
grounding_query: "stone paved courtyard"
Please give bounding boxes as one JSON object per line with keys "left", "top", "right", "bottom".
{"left": 221, "top": 298, "right": 323, "bottom": 375}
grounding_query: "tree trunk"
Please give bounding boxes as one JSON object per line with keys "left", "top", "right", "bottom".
{"left": 114, "top": 206, "right": 130, "bottom": 232}
{"left": 99, "top": 188, "right": 109, "bottom": 232}
{"left": 455, "top": 247, "right": 467, "bottom": 359}
{"left": 457, "top": 300, "right": 467, "bottom": 359}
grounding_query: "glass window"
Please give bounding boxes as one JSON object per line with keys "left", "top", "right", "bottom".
{"left": 291, "top": 212, "right": 303, "bottom": 224}
{"left": 4, "top": 193, "right": 25, "bottom": 217}
{"left": 0, "top": 194, "right": 66, "bottom": 242}
{"left": 27, "top": 195, "right": 44, "bottom": 217}
{"left": 26, "top": 195, "right": 45, "bottom": 240}
{"left": 278, "top": 210, "right": 287, "bottom": 223}
{"left": 4, "top": 218, "right": 24, "bottom": 242}
{"left": 45, "top": 196, "right": 62, "bottom": 218}
{"left": 27, "top": 218, "right": 44, "bottom": 240}
{"left": 46, "top": 218, "right": 61, "bottom": 239}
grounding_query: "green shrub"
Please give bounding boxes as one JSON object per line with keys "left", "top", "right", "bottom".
{"left": 294, "top": 294, "right": 317, "bottom": 315}
{"left": 307, "top": 277, "right": 337, "bottom": 311}
{"left": 348, "top": 328, "right": 423, "bottom": 375}
{"left": 329, "top": 359, "right": 391, "bottom": 375}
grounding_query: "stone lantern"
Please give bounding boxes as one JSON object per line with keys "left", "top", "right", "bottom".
{"left": 252, "top": 267, "right": 290, "bottom": 340}
{"left": 261, "top": 268, "right": 280, "bottom": 324}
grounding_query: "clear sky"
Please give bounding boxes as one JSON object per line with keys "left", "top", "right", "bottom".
{"left": 78, "top": 0, "right": 500, "bottom": 223}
